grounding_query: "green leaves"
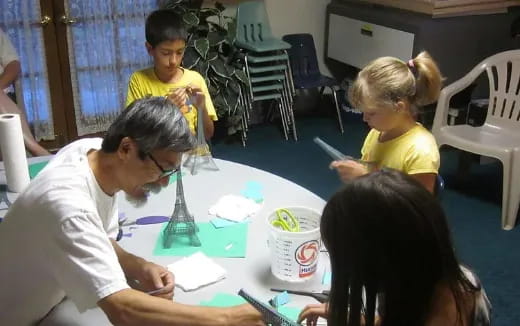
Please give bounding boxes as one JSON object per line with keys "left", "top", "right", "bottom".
{"left": 210, "top": 58, "right": 228, "bottom": 78}
{"left": 183, "top": 11, "right": 199, "bottom": 27}
{"left": 194, "top": 38, "right": 209, "bottom": 59}
{"left": 207, "top": 31, "right": 226, "bottom": 46}
{"left": 182, "top": 47, "right": 200, "bottom": 69}
{"left": 233, "top": 70, "right": 248, "bottom": 84}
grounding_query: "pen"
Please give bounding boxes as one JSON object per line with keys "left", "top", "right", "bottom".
{"left": 147, "top": 287, "right": 166, "bottom": 295}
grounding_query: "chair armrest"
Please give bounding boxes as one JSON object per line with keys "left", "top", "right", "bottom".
{"left": 432, "top": 61, "right": 487, "bottom": 135}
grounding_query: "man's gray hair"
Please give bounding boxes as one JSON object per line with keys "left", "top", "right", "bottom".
{"left": 102, "top": 96, "right": 196, "bottom": 158}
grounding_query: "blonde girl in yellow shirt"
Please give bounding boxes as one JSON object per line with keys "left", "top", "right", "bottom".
{"left": 331, "top": 51, "right": 443, "bottom": 193}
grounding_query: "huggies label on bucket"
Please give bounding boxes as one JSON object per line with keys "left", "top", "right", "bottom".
{"left": 295, "top": 240, "right": 320, "bottom": 277}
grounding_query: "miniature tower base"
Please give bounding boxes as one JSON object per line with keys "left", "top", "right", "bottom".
{"left": 183, "top": 108, "right": 219, "bottom": 175}
{"left": 183, "top": 144, "right": 219, "bottom": 175}
{"left": 0, "top": 184, "right": 12, "bottom": 210}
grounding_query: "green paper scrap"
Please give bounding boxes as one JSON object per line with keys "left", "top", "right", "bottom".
{"left": 277, "top": 306, "right": 302, "bottom": 322}
{"left": 322, "top": 271, "right": 332, "bottom": 285}
{"left": 153, "top": 222, "right": 248, "bottom": 257}
{"left": 28, "top": 161, "right": 49, "bottom": 179}
{"left": 200, "top": 293, "right": 247, "bottom": 307}
{"left": 200, "top": 293, "right": 301, "bottom": 322}
{"left": 168, "top": 172, "right": 186, "bottom": 185}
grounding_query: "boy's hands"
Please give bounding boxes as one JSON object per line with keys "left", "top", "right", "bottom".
{"left": 167, "top": 84, "right": 206, "bottom": 113}
{"left": 167, "top": 87, "right": 190, "bottom": 113}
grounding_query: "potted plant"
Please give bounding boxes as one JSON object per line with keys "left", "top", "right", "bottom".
{"left": 160, "top": 0, "right": 249, "bottom": 138}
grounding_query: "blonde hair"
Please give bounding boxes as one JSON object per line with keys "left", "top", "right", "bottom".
{"left": 349, "top": 51, "right": 443, "bottom": 112}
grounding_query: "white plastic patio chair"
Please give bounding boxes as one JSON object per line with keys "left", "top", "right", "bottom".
{"left": 432, "top": 50, "right": 520, "bottom": 230}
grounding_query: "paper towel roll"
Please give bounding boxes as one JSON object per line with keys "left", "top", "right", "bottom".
{"left": 0, "top": 114, "right": 30, "bottom": 192}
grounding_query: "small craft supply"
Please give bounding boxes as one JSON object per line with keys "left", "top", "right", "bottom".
{"left": 147, "top": 286, "right": 166, "bottom": 295}
{"left": 28, "top": 160, "right": 50, "bottom": 179}
{"left": 240, "top": 181, "right": 264, "bottom": 203}
{"left": 210, "top": 217, "right": 250, "bottom": 229}
{"left": 271, "top": 208, "right": 300, "bottom": 232}
{"left": 314, "top": 136, "right": 375, "bottom": 169}
{"left": 121, "top": 215, "right": 170, "bottom": 226}
{"left": 322, "top": 271, "right": 332, "bottom": 285}
{"left": 167, "top": 252, "right": 227, "bottom": 291}
{"left": 0, "top": 184, "right": 12, "bottom": 210}
{"left": 313, "top": 137, "right": 350, "bottom": 161}
{"left": 210, "top": 217, "right": 238, "bottom": 229}
{"left": 0, "top": 114, "right": 30, "bottom": 192}
{"left": 208, "top": 194, "right": 262, "bottom": 222}
{"left": 118, "top": 215, "right": 168, "bottom": 241}
{"left": 238, "top": 289, "right": 299, "bottom": 326}
{"left": 271, "top": 288, "right": 329, "bottom": 303}
{"left": 268, "top": 290, "right": 290, "bottom": 308}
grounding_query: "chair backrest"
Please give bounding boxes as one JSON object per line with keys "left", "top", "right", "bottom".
{"left": 282, "top": 33, "right": 321, "bottom": 80}
{"left": 483, "top": 50, "right": 520, "bottom": 129}
{"left": 235, "top": 0, "right": 274, "bottom": 45}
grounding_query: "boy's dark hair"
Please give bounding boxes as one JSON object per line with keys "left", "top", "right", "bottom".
{"left": 145, "top": 10, "right": 188, "bottom": 48}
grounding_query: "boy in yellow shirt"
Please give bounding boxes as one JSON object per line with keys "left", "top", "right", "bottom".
{"left": 126, "top": 10, "right": 217, "bottom": 140}
{"left": 331, "top": 52, "right": 442, "bottom": 193}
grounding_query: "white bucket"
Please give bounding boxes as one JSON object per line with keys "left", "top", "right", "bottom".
{"left": 267, "top": 206, "right": 321, "bottom": 282}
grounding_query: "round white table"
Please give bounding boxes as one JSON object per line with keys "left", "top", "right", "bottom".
{"left": 2, "top": 158, "right": 329, "bottom": 325}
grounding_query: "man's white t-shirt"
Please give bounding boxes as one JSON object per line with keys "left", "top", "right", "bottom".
{"left": 0, "top": 138, "right": 129, "bottom": 325}
{"left": 0, "top": 28, "right": 19, "bottom": 93}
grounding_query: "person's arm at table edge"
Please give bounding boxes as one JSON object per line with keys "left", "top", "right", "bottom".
{"left": 98, "top": 289, "right": 238, "bottom": 326}
{"left": 0, "top": 60, "right": 20, "bottom": 90}
{"left": 111, "top": 239, "right": 149, "bottom": 279}
{"left": 105, "top": 240, "right": 264, "bottom": 325}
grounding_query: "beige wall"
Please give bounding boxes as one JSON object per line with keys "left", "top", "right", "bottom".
{"left": 264, "top": 0, "right": 332, "bottom": 76}
{"left": 213, "top": 0, "right": 332, "bottom": 76}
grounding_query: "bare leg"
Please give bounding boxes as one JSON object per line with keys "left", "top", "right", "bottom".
{"left": 0, "top": 92, "right": 51, "bottom": 157}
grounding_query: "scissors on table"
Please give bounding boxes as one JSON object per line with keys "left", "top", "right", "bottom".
{"left": 271, "top": 288, "right": 330, "bottom": 303}
{"left": 271, "top": 208, "right": 300, "bottom": 232}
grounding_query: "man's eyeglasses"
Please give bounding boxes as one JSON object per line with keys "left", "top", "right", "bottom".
{"left": 148, "top": 153, "right": 179, "bottom": 179}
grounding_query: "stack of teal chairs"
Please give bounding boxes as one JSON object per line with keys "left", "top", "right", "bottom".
{"left": 234, "top": 0, "right": 297, "bottom": 141}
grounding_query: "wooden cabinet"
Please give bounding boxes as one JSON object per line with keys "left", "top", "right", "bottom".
{"left": 326, "top": 1, "right": 519, "bottom": 92}
{"left": 328, "top": 14, "right": 415, "bottom": 69}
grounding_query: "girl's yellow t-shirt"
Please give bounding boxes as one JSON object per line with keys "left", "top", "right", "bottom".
{"left": 361, "top": 123, "right": 440, "bottom": 175}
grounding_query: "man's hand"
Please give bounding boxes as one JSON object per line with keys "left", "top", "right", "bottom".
{"left": 132, "top": 261, "right": 175, "bottom": 300}
{"left": 330, "top": 159, "right": 368, "bottom": 183}
{"left": 225, "top": 304, "right": 266, "bottom": 326}
{"left": 111, "top": 239, "right": 175, "bottom": 300}
{"left": 298, "top": 303, "right": 328, "bottom": 326}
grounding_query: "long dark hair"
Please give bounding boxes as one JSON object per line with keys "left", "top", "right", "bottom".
{"left": 321, "top": 169, "right": 477, "bottom": 326}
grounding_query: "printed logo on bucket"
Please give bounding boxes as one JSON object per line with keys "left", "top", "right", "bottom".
{"left": 295, "top": 240, "right": 319, "bottom": 277}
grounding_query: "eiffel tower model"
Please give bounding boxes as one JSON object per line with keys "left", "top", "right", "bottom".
{"left": 183, "top": 106, "right": 219, "bottom": 175}
{"left": 163, "top": 165, "right": 201, "bottom": 248}
{"left": 0, "top": 184, "right": 12, "bottom": 210}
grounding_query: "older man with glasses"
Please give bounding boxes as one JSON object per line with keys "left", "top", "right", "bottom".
{"left": 0, "top": 96, "right": 265, "bottom": 326}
